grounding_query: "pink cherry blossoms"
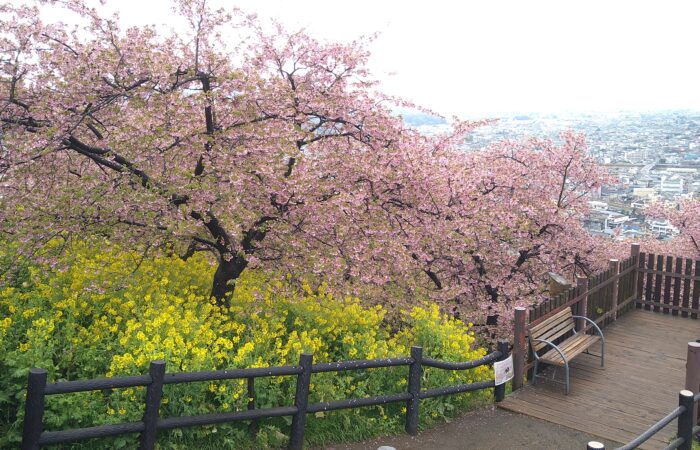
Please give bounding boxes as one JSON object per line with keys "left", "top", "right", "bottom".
{"left": 2, "top": 0, "right": 666, "bottom": 329}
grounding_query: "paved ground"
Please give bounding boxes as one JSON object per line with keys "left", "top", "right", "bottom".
{"left": 321, "top": 406, "right": 620, "bottom": 450}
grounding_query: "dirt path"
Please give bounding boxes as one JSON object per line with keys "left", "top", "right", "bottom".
{"left": 321, "top": 406, "right": 620, "bottom": 450}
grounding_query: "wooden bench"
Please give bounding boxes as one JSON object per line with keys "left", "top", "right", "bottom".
{"left": 528, "top": 307, "right": 604, "bottom": 394}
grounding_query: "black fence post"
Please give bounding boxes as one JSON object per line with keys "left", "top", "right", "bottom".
{"left": 22, "top": 368, "right": 48, "bottom": 450}
{"left": 405, "top": 346, "right": 423, "bottom": 435}
{"left": 139, "top": 360, "right": 166, "bottom": 450}
{"left": 494, "top": 341, "right": 510, "bottom": 403}
{"left": 289, "top": 353, "right": 313, "bottom": 450}
{"left": 678, "top": 389, "right": 694, "bottom": 450}
{"left": 586, "top": 441, "right": 605, "bottom": 450}
{"left": 247, "top": 377, "right": 258, "bottom": 437}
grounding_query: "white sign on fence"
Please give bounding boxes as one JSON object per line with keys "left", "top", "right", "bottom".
{"left": 494, "top": 354, "right": 514, "bottom": 386}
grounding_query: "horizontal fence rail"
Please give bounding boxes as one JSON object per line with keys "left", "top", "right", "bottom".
{"left": 586, "top": 390, "right": 700, "bottom": 450}
{"left": 21, "top": 342, "right": 510, "bottom": 450}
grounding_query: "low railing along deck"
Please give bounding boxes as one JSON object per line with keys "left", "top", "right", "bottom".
{"left": 22, "top": 343, "right": 509, "bottom": 450}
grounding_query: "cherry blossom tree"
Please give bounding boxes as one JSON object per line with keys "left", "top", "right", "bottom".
{"left": 1, "top": 0, "right": 611, "bottom": 327}
{"left": 1, "top": 0, "right": 422, "bottom": 302}
{"left": 670, "top": 199, "right": 700, "bottom": 255}
{"left": 637, "top": 198, "right": 700, "bottom": 259}
{"left": 375, "top": 132, "right": 613, "bottom": 325}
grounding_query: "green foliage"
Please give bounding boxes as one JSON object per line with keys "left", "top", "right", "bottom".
{"left": 0, "top": 241, "right": 492, "bottom": 449}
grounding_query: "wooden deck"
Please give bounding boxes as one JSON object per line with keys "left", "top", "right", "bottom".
{"left": 499, "top": 309, "right": 699, "bottom": 449}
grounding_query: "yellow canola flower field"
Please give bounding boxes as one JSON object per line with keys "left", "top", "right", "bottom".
{"left": 0, "top": 241, "right": 492, "bottom": 449}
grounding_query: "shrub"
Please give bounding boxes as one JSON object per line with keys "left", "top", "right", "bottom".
{"left": 0, "top": 241, "right": 492, "bottom": 449}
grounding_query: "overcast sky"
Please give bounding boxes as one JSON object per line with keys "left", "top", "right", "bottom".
{"left": 43, "top": 0, "right": 700, "bottom": 117}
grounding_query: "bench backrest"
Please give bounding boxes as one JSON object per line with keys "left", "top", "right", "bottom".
{"left": 528, "top": 307, "right": 575, "bottom": 352}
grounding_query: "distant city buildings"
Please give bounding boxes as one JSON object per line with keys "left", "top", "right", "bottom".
{"left": 412, "top": 110, "right": 699, "bottom": 242}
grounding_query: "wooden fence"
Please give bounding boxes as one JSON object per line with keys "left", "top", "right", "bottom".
{"left": 512, "top": 244, "right": 700, "bottom": 391}
{"left": 636, "top": 251, "right": 700, "bottom": 319}
{"left": 21, "top": 343, "right": 509, "bottom": 450}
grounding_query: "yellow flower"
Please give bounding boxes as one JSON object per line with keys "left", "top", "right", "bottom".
{"left": 0, "top": 241, "right": 492, "bottom": 438}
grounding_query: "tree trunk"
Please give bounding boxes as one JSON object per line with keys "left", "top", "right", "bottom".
{"left": 210, "top": 256, "right": 248, "bottom": 307}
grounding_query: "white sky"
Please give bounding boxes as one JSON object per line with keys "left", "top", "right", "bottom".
{"left": 35, "top": 0, "right": 700, "bottom": 117}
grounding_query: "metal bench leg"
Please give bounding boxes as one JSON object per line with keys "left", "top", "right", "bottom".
{"left": 600, "top": 340, "right": 605, "bottom": 368}
{"left": 564, "top": 361, "right": 570, "bottom": 395}
{"left": 532, "top": 360, "right": 538, "bottom": 385}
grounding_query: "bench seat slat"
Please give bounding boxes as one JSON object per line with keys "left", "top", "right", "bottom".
{"left": 530, "top": 308, "right": 575, "bottom": 352}
{"left": 539, "top": 334, "right": 600, "bottom": 366}
{"left": 529, "top": 308, "right": 571, "bottom": 337}
{"left": 532, "top": 319, "right": 575, "bottom": 351}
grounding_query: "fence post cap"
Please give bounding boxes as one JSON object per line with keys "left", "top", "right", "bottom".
{"left": 150, "top": 360, "right": 166, "bottom": 366}
{"left": 679, "top": 389, "right": 693, "bottom": 397}
{"left": 298, "top": 353, "right": 314, "bottom": 363}
{"left": 514, "top": 306, "right": 527, "bottom": 311}
{"left": 587, "top": 441, "right": 605, "bottom": 449}
{"left": 28, "top": 368, "right": 48, "bottom": 375}
{"left": 409, "top": 346, "right": 423, "bottom": 361}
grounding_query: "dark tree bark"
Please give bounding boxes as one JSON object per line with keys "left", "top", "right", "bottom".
{"left": 208, "top": 215, "right": 275, "bottom": 306}
{"left": 211, "top": 255, "right": 248, "bottom": 307}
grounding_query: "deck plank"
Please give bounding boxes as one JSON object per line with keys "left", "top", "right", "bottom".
{"left": 499, "top": 309, "right": 698, "bottom": 450}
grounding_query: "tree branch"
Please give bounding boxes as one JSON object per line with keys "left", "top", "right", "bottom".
{"left": 189, "top": 211, "right": 231, "bottom": 252}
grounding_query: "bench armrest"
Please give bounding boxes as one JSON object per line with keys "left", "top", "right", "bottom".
{"left": 531, "top": 338, "right": 567, "bottom": 363}
{"left": 571, "top": 315, "right": 605, "bottom": 340}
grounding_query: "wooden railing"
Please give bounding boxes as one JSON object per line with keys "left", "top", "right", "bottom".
{"left": 512, "top": 244, "right": 700, "bottom": 391}
{"left": 528, "top": 250, "right": 640, "bottom": 329}
{"left": 21, "top": 343, "right": 509, "bottom": 450}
